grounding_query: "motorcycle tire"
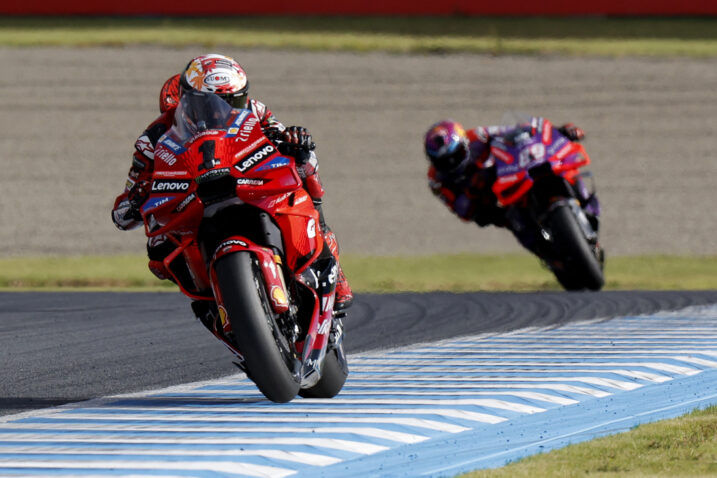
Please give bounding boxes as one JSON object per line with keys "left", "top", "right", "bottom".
{"left": 298, "top": 346, "right": 349, "bottom": 399}
{"left": 547, "top": 203, "right": 605, "bottom": 291}
{"left": 215, "top": 251, "right": 301, "bottom": 403}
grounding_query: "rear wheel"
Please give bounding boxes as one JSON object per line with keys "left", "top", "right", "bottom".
{"left": 547, "top": 203, "right": 604, "bottom": 291}
{"left": 299, "top": 346, "right": 348, "bottom": 399}
{"left": 214, "top": 251, "right": 301, "bottom": 402}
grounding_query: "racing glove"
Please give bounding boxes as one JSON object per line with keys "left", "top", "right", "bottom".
{"left": 278, "top": 126, "right": 316, "bottom": 163}
{"left": 558, "top": 123, "right": 585, "bottom": 142}
{"left": 124, "top": 180, "right": 151, "bottom": 220}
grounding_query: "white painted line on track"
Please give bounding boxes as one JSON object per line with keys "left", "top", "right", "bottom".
{"left": 312, "top": 390, "right": 579, "bottom": 405}
{"left": 351, "top": 359, "right": 700, "bottom": 376}
{"left": 157, "top": 388, "right": 577, "bottom": 405}
{"left": 0, "top": 423, "right": 427, "bottom": 444}
{"left": 345, "top": 375, "right": 643, "bottom": 390}
{"left": 4, "top": 474, "right": 185, "bottom": 478}
{"left": 351, "top": 366, "right": 672, "bottom": 383}
{"left": 339, "top": 382, "right": 611, "bottom": 397}
{"left": 0, "top": 446, "right": 341, "bottom": 465}
{"left": 0, "top": 459, "right": 294, "bottom": 477}
{"left": 47, "top": 409, "right": 478, "bottom": 430}
{"left": 0, "top": 434, "right": 388, "bottom": 454}
{"left": 299, "top": 398, "right": 546, "bottom": 414}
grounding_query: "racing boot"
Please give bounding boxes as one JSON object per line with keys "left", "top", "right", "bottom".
{"left": 324, "top": 228, "right": 353, "bottom": 311}
{"left": 335, "top": 266, "right": 353, "bottom": 311}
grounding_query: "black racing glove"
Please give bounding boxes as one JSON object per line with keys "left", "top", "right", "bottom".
{"left": 558, "top": 123, "right": 585, "bottom": 142}
{"left": 278, "top": 126, "right": 316, "bottom": 163}
{"left": 124, "top": 180, "right": 151, "bottom": 220}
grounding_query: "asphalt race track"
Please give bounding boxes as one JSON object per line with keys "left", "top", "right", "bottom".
{"left": 2, "top": 290, "right": 717, "bottom": 418}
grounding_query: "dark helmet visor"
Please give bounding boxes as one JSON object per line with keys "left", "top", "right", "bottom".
{"left": 219, "top": 92, "right": 248, "bottom": 109}
{"left": 431, "top": 143, "right": 467, "bottom": 172}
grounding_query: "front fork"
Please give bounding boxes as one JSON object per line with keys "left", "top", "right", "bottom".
{"left": 296, "top": 251, "right": 341, "bottom": 388}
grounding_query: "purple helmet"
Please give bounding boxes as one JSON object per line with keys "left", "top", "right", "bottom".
{"left": 424, "top": 120, "right": 469, "bottom": 173}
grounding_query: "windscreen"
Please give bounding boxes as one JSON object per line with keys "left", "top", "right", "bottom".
{"left": 172, "top": 91, "right": 234, "bottom": 143}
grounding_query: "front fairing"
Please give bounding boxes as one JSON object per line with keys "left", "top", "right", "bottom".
{"left": 144, "top": 91, "right": 320, "bottom": 273}
{"left": 490, "top": 121, "right": 591, "bottom": 206}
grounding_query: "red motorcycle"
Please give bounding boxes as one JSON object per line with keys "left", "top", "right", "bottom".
{"left": 141, "top": 91, "right": 347, "bottom": 402}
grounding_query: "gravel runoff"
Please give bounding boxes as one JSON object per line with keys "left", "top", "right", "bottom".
{"left": 0, "top": 46, "right": 715, "bottom": 257}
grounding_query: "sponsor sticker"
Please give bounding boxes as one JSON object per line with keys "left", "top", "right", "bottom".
{"left": 205, "top": 73, "right": 231, "bottom": 86}
{"left": 151, "top": 180, "right": 191, "bottom": 192}
{"left": 256, "top": 156, "right": 291, "bottom": 172}
{"left": 141, "top": 196, "right": 175, "bottom": 212}
{"left": 235, "top": 143, "right": 275, "bottom": 173}
{"left": 491, "top": 147, "right": 514, "bottom": 165}
{"left": 236, "top": 178, "right": 265, "bottom": 186}
{"left": 132, "top": 157, "right": 147, "bottom": 170}
{"left": 317, "top": 314, "right": 332, "bottom": 334}
{"left": 237, "top": 117, "right": 259, "bottom": 142}
{"left": 174, "top": 193, "right": 196, "bottom": 213}
{"left": 217, "top": 239, "right": 249, "bottom": 249}
{"left": 555, "top": 143, "right": 574, "bottom": 160}
{"left": 547, "top": 136, "right": 569, "bottom": 156}
{"left": 196, "top": 167, "right": 231, "bottom": 183}
{"left": 218, "top": 306, "right": 229, "bottom": 330}
{"left": 154, "top": 170, "right": 189, "bottom": 178}
{"left": 225, "top": 110, "right": 251, "bottom": 138}
{"left": 271, "top": 286, "right": 288, "bottom": 307}
{"left": 160, "top": 136, "right": 186, "bottom": 155}
{"left": 155, "top": 147, "right": 177, "bottom": 166}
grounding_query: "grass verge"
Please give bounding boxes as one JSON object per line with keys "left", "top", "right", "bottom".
{"left": 464, "top": 405, "right": 717, "bottom": 478}
{"left": 0, "top": 253, "right": 715, "bottom": 291}
{"left": 1, "top": 16, "right": 716, "bottom": 56}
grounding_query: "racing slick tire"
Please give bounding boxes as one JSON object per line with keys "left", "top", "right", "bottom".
{"left": 215, "top": 251, "right": 301, "bottom": 403}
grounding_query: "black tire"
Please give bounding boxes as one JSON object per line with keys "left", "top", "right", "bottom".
{"left": 214, "top": 251, "right": 300, "bottom": 403}
{"left": 547, "top": 203, "right": 605, "bottom": 291}
{"left": 299, "top": 346, "right": 348, "bottom": 399}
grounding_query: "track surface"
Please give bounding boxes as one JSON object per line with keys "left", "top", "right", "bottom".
{"left": 0, "top": 47, "right": 716, "bottom": 256}
{"left": 2, "top": 291, "right": 717, "bottom": 417}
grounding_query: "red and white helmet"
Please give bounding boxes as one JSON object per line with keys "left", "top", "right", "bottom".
{"left": 180, "top": 53, "right": 249, "bottom": 109}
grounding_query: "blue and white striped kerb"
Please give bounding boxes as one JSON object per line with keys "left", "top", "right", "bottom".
{"left": 2, "top": 304, "right": 717, "bottom": 477}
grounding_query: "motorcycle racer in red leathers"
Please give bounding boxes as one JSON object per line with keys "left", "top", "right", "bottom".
{"left": 424, "top": 119, "right": 587, "bottom": 255}
{"left": 112, "top": 53, "right": 352, "bottom": 310}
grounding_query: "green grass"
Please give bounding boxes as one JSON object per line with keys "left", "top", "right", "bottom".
{"left": 343, "top": 254, "right": 717, "bottom": 292}
{"left": 0, "top": 253, "right": 715, "bottom": 291}
{"left": 463, "top": 405, "right": 717, "bottom": 478}
{"left": 1, "top": 16, "right": 717, "bottom": 56}
{"left": 0, "top": 255, "right": 173, "bottom": 291}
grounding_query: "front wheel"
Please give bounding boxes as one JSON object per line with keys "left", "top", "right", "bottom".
{"left": 214, "top": 251, "right": 301, "bottom": 402}
{"left": 547, "top": 203, "right": 604, "bottom": 291}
